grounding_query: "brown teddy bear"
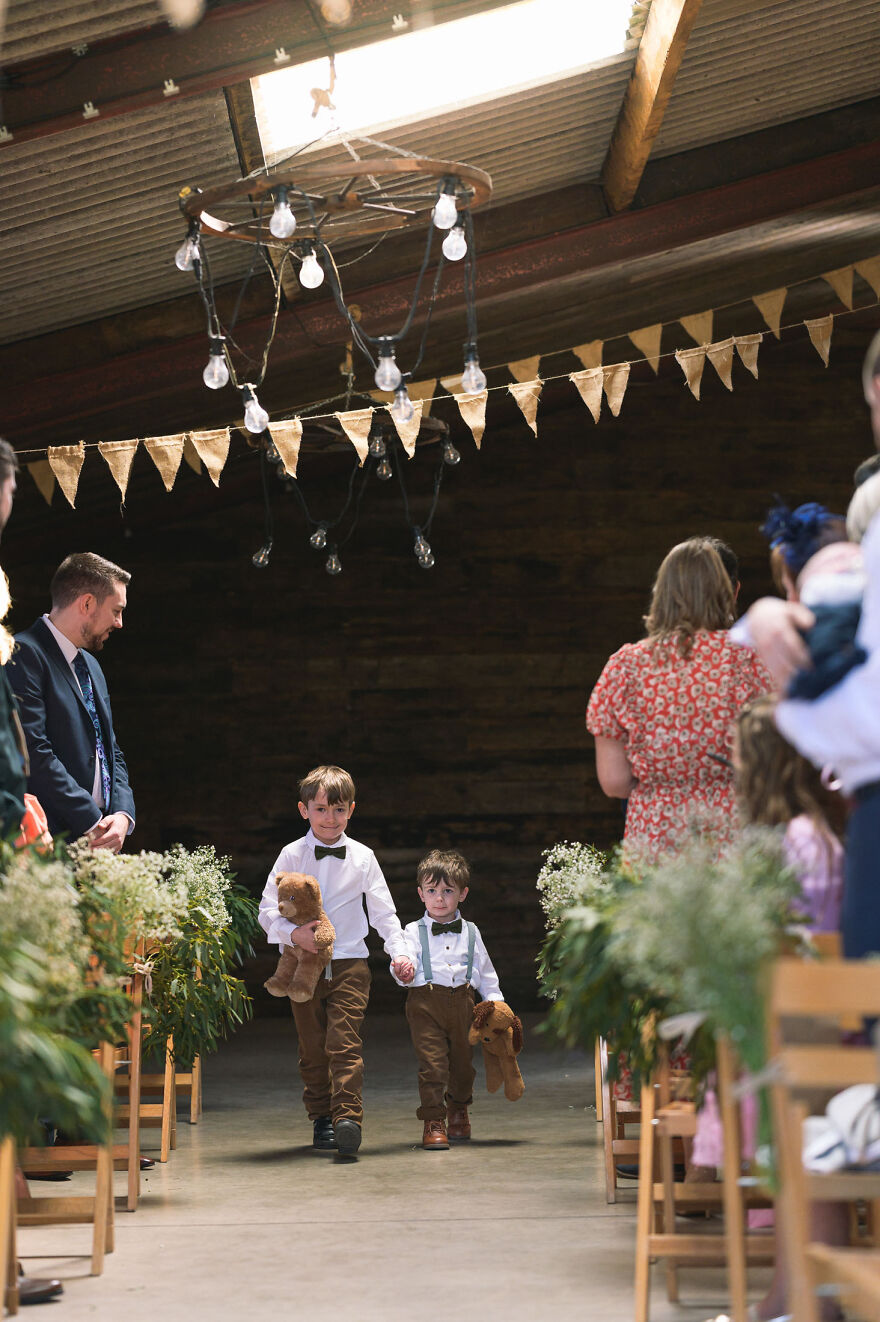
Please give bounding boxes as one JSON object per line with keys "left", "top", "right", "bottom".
{"left": 263, "top": 872, "right": 335, "bottom": 1003}
{"left": 468, "top": 999, "right": 525, "bottom": 1101}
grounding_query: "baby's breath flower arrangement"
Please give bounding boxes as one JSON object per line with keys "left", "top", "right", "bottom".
{"left": 68, "top": 841, "right": 187, "bottom": 944}
{"left": 536, "top": 841, "right": 607, "bottom": 931}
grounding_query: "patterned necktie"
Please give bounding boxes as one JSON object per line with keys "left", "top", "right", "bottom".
{"left": 432, "top": 919, "right": 462, "bottom": 935}
{"left": 314, "top": 845, "right": 346, "bottom": 860}
{"left": 72, "top": 651, "right": 111, "bottom": 809}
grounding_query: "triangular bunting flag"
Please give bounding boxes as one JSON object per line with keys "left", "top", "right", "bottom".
{"left": 572, "top": 340, "right": 603, "bottom": 370}
{"left": 335, "top": 408, "right": 374, "bottom": 465}
{"left": 268, "top": 418, "right": 303, "bottom": 478}
{"left": 706, "top": 338, "right": 735, "bottom": 391}
{"left": 569, "top": 368, "right": 603, "bottom": 423}
{"left": 753, "top": 288, "right": 787, "bottom": 338}
{"left": 602, "top": 363, "right": 630, "bottom": 417}
{"left": 804, "top": 315, "right": 833, "bottom": 367}
{"left": 188, "top": 428, "right": 230, "bottom": 488}
{"left": 674, "top": 346, "right": 707, "bottom": 400}
{"left": 508, "top": 379, "right": 542, "bottom": 435}
{"left": 734, "top": 333, "right": 762, "bottom": 379}
{"left": 627, "top": 324, "right": 662, "bottom": 373}
{"left": 98, "top": 440, "right": 138, "bottom": 503}
{"left": 856, "top": 257, "right": 880, "bottom": 299}
{"left": 679, "top": 311, "right": 713, "bottom": 346}
{"left": 183, "top": 435, "right": 202, "bottom": 474}
{"left": 144, "top": 435, "right": 184, "bottom": 491}
{"left": 47, "top": 442, "right": 85, "bottom": 509}
{"left": 822, "top": 266, "right": 854, "bottom": 310}
{"left": 507, "top": 356, "right": 541, "bottom": 384}
{"left": 28, "top": 460, "right": 55, "bottom": 506}
{"left": 388, "top": 398, "right": 424, "bottom": 457}
{"left": 453, "top": 391, "right": 487, "bottom": 448}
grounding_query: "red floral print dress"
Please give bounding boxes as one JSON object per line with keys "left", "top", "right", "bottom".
{"left": 587, "top": 631, "right": 771, "bottom": 862}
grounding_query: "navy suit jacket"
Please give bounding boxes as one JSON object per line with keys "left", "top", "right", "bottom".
{"left": 7, "top": 619, "right": 135, "bottom": 839}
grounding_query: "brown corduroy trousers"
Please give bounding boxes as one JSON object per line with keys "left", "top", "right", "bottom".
{"left": 405, "top": 983, "right": 476, "bottom": 1121}
{"left": 290, "top": 957, "right": 371, "bottom": 1125}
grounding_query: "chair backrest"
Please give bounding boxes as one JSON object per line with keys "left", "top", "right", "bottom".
{"left": 769, "top": 958, "right": 880, "bottom": 1095}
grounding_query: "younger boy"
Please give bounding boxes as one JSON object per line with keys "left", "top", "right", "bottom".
{"left": 393, "top": 849, "right": 503, "bottom": 1150}
{"left": 259, "top": 765, "right": 414, "bottom": 1157}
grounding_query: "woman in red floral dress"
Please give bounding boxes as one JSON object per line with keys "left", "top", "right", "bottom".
{"left": 587, "top": 537, "right": 770, "bottom": 862}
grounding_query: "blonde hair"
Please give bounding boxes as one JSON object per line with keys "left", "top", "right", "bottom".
{"left": 298, "top": 764, "right": 355, "bottom": 805}
{"left": 736, "top": 696, "right": 843, "bottom": 843}
{"left": 0, "top": 568, "right": 14, "bottom": 667}
{"left": 847, "top": 469, "right": 880, "bottom": 544}
{"left": 644, "top": 537, "right": 735, "bottom": 658}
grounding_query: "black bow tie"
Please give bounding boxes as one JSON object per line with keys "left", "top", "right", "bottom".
{"left": 315, "top": 845, "right": 346, "bottom": 860}
{"left": 432, "top": 919, "right": 462, "bottom": 935}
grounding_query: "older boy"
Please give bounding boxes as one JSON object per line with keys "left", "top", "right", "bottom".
{"left": 259, "top": 765, "right": 413, "bottom": 1157}
{"left": 394, "top": 850, "right": 503, "bottom": 1150}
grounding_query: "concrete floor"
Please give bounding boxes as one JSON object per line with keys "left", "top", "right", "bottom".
{"left": 17, "top": 1011, "right": 758, "bottom": 1321}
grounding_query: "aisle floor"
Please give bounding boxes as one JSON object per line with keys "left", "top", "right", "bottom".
{"left": 18, "top": 1011, "right": 757, "bottom": 1321}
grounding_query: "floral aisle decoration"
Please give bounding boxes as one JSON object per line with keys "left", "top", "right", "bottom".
{"left": 536, "top": 840, "right": 607, "bottom": 932}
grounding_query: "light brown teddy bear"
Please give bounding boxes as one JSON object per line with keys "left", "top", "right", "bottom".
{"left": 468, "top": 999, "right": 525, "bottom": 1101}
{"left": 263, "top": 872, "right": 335, "bottom": 1003}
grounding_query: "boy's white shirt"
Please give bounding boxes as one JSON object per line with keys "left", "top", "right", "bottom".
{"left": 258, "top": 827, "right": 408, "bottom": 960}
{"left": 390, "top": 910, "right": 503, "bottom": 1000}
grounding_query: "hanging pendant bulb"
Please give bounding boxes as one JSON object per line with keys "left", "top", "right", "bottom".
{"left": 269, "top": 186, "right": 296, "bottom": 239}
{"left": 461, "top": 344, "right": 487, "bottom": 395}
{"left": 418, "top": 550, "right": 436, "bottom": 569}
{"left": 175, "top": 233, "right": 199, "bottom": 271}
{"left": 252, "top": 541, "right": 273, "bottom": 568}
{"left": 390, "top": 385, "right": 414, "bottom": 424}
{"left": 325, "top": 549, "right": 342, "bottom": 576}
{"left": 242, "top": 386, "right": 269, "bottom": 434}
{"left": 376, "top": 457, "right": 393, "bottom": 481}
{"left": 374, "top": 341, "right": 402, "bottom": 392}
{"left": 298, "top": 248, "right": 325, "bottom": 289}
{"left": 432, "top": 187, "right": 458, "bottom": 231}
{"left": 413, "top": 530, "right": 431, "bottom": 559}
{"left": 310, "top": 525, "right": 328, "bottom": 549}
{"left": 368, "top": 433, "right": 386, "bottom": 459}
{"left": 443, "top": 440, "right": 461, "bottom": 466}
{"left": 441, "top": 226, "right": 467, "bottom": 262}
{"left": 202, "top": 338, "right": 229, "bottom": 389}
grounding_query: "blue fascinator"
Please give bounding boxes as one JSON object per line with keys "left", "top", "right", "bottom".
{"left": 760, "top": 501, "right": 843, "bottom": 577}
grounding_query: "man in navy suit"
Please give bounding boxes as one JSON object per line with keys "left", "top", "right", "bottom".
{"left": 9, "top": 552, "right": 135, "bottom": 850}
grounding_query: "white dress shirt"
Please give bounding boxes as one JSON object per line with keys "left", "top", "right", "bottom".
{"left": 259, "top": 828, "right": 408, "bottom": 960}
{"left": 774, "top": 514, "right": 880, "bottom": 794}
{"left": 392, "top": 911, "right": 503, "bottom": 1000}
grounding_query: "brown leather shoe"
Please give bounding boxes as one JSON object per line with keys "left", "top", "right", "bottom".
{"left": 422, "top": 1119, "right": 449, "bottom": 1150}
{"left": 17, "top": 1265, "right": 63, "bottom": 1305}
{"left": 447, "top": 1103, "right": 471, "bottom": 1141}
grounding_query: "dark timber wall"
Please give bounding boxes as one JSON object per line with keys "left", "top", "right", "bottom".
{"left": 3, "top": 329, "right": 872, "bottom": 1009}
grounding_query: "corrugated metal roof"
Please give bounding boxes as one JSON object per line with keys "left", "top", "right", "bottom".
{"left": 2, "top": 0, "right": 167, "bottom": 63}
{"left": 655, "top": 0, "right": 880, "bottom": 156}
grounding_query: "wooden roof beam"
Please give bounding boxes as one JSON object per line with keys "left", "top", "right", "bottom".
{"left": 601, "top": 0, "right": 703, "bottom": 214}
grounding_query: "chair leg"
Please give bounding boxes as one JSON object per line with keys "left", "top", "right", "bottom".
{"left": 773, "top": 1087, "right": 819, "bottom": 1322}
{"left": 91, "top": 1041, "right": 116, "bottom": 1275}
{"left": 125, "top": 972, "right": 144, "bottom": 1211}
{"left": 600, "top": 1040, "right": 618, "bottom": 1203}
{"left": 160, "top": 1038, "right": 175, "bottom": 1162}
{"left": 190, "top": 1055, "right": 203, "bottom": 1124}
{"left": 594, "top": 1039, "right": 603, "bottom": 1123}
{"left": 717, "top": 1036, "right": 749, "bottom": 1322}
{"left": 634, "top": 1078, "right": 656, "bottom": 1322}
{"left": 0, "top": 1137, "right": 18, "bottom": 1316}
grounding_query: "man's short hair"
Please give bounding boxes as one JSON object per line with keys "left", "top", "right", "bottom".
{"left": 854, "top": 454, "right": 880, "bottom": 488}
{"left": 416, "top": 849, "right": 471, "bottom": 892}
{"left": 298, "top": 765, "right": 356, "bottom": 805}
{"left": 0, "top": 439, "right": 19, "bottom": 486}
{"left": 863, "top": 329, "right": 880, "bottom": 403}
{"left": 50, "top": 552, "right": 131, "bottom": 610}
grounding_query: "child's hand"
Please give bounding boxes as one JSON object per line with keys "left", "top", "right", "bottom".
{"left": 291, "top": 921, "right": 320, "bottom": 954}
{"left": 392, "top": 956, "right": 415, "bottom": 984}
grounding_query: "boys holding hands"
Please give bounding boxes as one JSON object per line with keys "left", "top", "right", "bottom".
{"left": 258, "top": 765, "right": 414, "bottom": 1157}
{"left": 395, "top": 849, "right": 504, "bottom": 1150}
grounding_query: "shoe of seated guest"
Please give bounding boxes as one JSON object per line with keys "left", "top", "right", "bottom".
{"left": 312, "top": 1116, "right": 337, "bottom": 1150}
{"left": 17, "top": 1265, "right": 63, "bottom": 1305}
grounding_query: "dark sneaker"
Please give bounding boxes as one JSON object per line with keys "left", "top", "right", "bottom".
{"left": 313, "top": 1116, "right": 337, "bottom": 1150}
{"left": 334, "top": 1118, "right": 362, "bottom": 1157}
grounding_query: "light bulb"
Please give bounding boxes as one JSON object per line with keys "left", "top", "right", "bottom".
{"left": 432, "top": 189, "right": 458, "bottom": 231}
{"left": 299, "top": 250, "right": 324, "bottom": 289}
{"left": 175, "top": 234, "right": 199, "bottom": 271}
{"left": 320, "top": 0, "right": 352, "bottom": 22}
{"left": 442, "top": 226, "right": 467, "bottom": 261}
{"left": 418, "top": 551, "right": 435, "bottom": 569}
{"left": 413, "top": 531, "right": 430, "bottom": 558}
{"left": 368, "top": 434, "right": 386, "bottom": 459}
{"left": 443, "top": 441, "right": 461, "bottom": 466}
{"left": 252, "top": 542, "right": 272, "bottom": 568}
{"left": 461, "top": 356, "right": 487, "bottom": 395}
{"left": 310, "top": 526, "right": 327, "bottom": 549}
{"left": 243, "top": 388, "right": 269, "bottom": 434}
{"left": 202, "top": 344, "right": 229, "bottom": 389}
{"left": 325, "top": 550, "right": 342, "bottom": 576}
{"left": 269, "top": 191, "right": 296, "bottom": 239}
{"left": 374, "top": 345, "right": 402, "bottom": 392}
{"left": 377, "top": 457, "right": 393, "bottom": 481}
{"left": 390, "top": 386, "right": 414, "bottom": 424}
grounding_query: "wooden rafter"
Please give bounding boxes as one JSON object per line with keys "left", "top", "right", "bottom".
{"left": 601, "top": 0, "right": 704, "bottom": 214}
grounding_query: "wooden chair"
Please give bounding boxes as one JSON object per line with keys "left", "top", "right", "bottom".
{"left": 599, "top": 1038, "right": 643, "bottom": 1203}
{"left": 768, "top": 957, "right": 880, "bottom": 1322}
